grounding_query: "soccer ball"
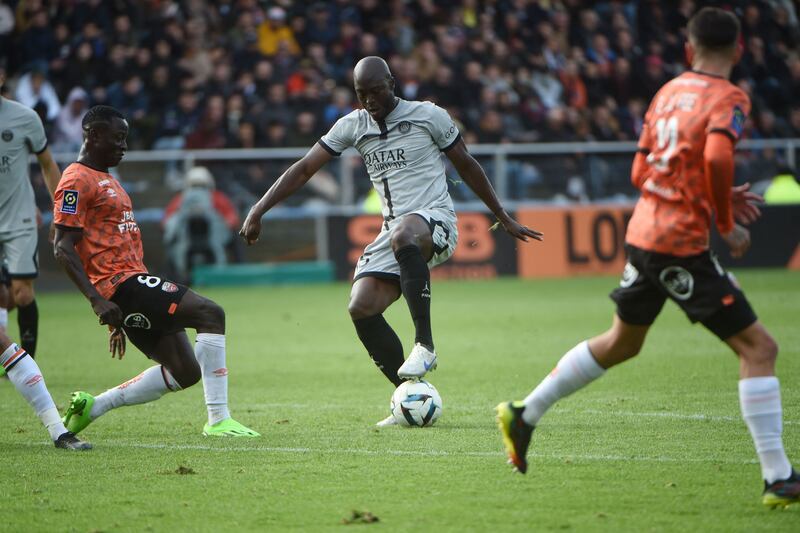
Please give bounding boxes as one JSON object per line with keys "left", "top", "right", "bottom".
{"left": 390, "top": 379, "right": 442, "bottom": 427}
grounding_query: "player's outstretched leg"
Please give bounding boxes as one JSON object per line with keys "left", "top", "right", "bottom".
{"left": 64, "top": 328, "right": 205, "bottom": 433}
{"left": 497, "top": 316, "right": 647, "bottom": 473}
{"left": 391, "top": 216, "right": 437, "bottom": 380}
{"left": 0, "top": 335, "right": 91, "bottom": 450}
{"left": 726, "top": 322, "right": 799, "bottom": 508}
{"left": 174, "top": 291, "right": 259, "bottom": 437}
{"left": 64, "top": 364, "right": 184, "bottom": 434}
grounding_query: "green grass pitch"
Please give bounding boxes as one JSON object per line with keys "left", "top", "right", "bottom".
{"left": 1, "top": 270, "right": 798, "bottom": 532}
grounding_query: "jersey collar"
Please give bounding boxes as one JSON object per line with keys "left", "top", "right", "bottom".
{"left": 689, "top": 69, "right": 726, "bottom": 80}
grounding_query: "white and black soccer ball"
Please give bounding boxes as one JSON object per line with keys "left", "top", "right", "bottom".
{"left": 390, "top": 379, "right": 442, "bottom": 427}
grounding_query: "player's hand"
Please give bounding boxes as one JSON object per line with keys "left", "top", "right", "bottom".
{"left": 91, "top": 297, "right": 123, "bottom": 328}
{"left": 722, "top": 224, "right": 751, "bottom": 258}
{"left": 239, "top": 209, "right": 262, "bottom": 245}
{"left": 495, "top": 212, "right": 543, "bottom": 242}
{"left": 731, "top": 183, "right": 763, "bottom": 225}
{"left": 109, "top": 327, "right": 126, "bottom": 360}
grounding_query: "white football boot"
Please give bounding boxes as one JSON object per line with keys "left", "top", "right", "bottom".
{"left": 376, "top": 414, "right": 398, "bottom": 427}
{"left": 397, "top": 343, "right": 437, "bottom": 379}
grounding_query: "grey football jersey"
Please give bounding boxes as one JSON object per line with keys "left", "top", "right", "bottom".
{"left": 320, "top": 99, "right": 459, "bottom": 219}
{"left": 0, "top": 97, "right": 47, "bottom": 231}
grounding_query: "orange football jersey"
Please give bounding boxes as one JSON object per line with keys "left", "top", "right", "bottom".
{"left": 53, "top": 162, "right": 146, "bottom": 299}
{"left": 626, "top": 70, "right": 750, "bottom": 256}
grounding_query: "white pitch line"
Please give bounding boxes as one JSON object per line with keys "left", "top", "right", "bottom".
{"left": 239, "top": 403, "right": 800, "bottom": 426}
{"left": 18, "top": 440, "right": 757, "bottom": 465}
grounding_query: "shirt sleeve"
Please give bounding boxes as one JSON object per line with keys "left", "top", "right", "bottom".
{"left": 425, "top": 104, "right": 460, "bottom": 151}
{"left": 319, "top": 113, "right": 357, "bottom": 156}
{"left": 24, "top": 108, "right": 48, "bottom": 154}
{"left": 53, "top": 168, "right": 94, "bottom": 229}
{"left": 707, "top": 88, "right": 751, "bottom": 143}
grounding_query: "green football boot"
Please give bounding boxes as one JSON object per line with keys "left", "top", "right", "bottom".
{"left": 495, "top": 401, "right": 535, "bottom": 474}
{"left": 203, "top": 418, "right": 260, "bottom": 437}
{"left": 62, "top": 391, "right": 96, "bottom": 435}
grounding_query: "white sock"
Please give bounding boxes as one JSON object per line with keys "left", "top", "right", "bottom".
{"left": 195, "top": 333, "right": 231, "bottom": 426}
{"left": 739, "top": 376, "right": 793, "bottom": 483}
{"left": 90, "top": 365, "right": 180, "bottom": 419}
{"left": 2, "top": 343, "right": 68, "bottom": 441}
{"left": 0, "top": 308, "right": 8, "bottom": 330}
{"left": 522, "top": 340, "right": 605, "bottom": 426}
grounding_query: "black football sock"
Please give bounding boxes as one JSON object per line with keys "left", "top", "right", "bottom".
{"left": 353, "top": 314, "right": 405, "bottom": 387}
{"left": 18, "top": 299, "right": 39, "bottom": 358}
{"left": 395, "top": 244, "right": 433, "bottom": 349}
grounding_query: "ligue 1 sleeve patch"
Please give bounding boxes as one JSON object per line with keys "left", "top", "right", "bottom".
{"left": 60, "top": 190, "right": 79, "bottom": 214}
{"left": 731, "top": 106, "right": 745, "bottom": 137}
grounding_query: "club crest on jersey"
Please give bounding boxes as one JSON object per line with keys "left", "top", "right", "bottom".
{"left": 620, "top": 262, "right": 639, "bottom": 288}
{"left": 398, "top": 121, "right": 411, "bottom": 133}
{"left": 124, "top": 313, "right": 151, "bottom": 329}
{"left": 60, "top": 190, "right": 79, "bottom": 214}
{"left": 161, "top": 281, "right": 179, "bottom": 293}
{"left": 731, "top": 106, "right": 745, "bottom": 137}
{"left": 659, "top": 266, "right": 694, "bottom": 301}
{"left": 1, "top": 130, "right": 13, "bottom": 142}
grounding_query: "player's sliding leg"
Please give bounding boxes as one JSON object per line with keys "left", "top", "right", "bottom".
{"left": 11, "top": 279, "right": 38, "bottom": 358}
{"left": 173, "top": 291, "right": 259, "bottom": 437}
{"left": 391, "top": 215, "right": 438, "bottom": 379}
{"left": 0, "top": 333, "right": 91, "bottom": 450}
{"left": 496, "top": 315, "right": 649, "bottom": 473}
{"left": 64, "top": 333, "right": 195, "bottom": 434}
{"left": 349, "top": 277, "right": 405, "bottom": 426}
{"left": 725, "top": 321, "right": 799, "bottom": 508}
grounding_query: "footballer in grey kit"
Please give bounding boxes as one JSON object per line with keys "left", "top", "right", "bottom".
{"left": 240, "top": 57, "right": 542, "bottom": 426}
{"left": 0, "top": 71, "right": 62, "bottom": 360}
{"left": 319, "top": 98, "right": 460, "bottom": 281}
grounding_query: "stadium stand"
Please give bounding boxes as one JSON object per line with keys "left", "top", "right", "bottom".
{"left": 2, "top": 1, "right": 799, "bottom": 207}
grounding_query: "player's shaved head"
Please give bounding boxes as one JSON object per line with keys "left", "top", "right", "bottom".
{"left": 353, "top": 56, "right": 397, "bottom": 122}
{"left": 354, "top": 56, "right": 392, "bottom": 85}
{"left": 688, "top": 7, "right": 740, "bottom": 54}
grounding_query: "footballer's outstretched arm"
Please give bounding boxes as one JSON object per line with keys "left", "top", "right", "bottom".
{"left": 53, "top": 227, "right": 123, "bottom": 326}
{"left": 240, "top": 143, "right": 333, "bottom": 245}
{"left": 445, "top": 139, "right": 543, "bottom": 242}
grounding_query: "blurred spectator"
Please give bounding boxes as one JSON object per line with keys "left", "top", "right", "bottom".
{"left": 288, "top": 111, "right": 320, "bottom": 147}
{"left": 258, "top": 6, "right": 300, "bottom": 57}
{"left": 15, "top": 9, "right": 55, "bottom": 71}
{"left": 14, "top": 67, "right": 60, "bottom": 122}
{"left": 163, "top": 167, "right": 233, "bottom": 284}
{"left": 0, "top": 1, "right": 13, "bottom": 60}
{"left": 323, "top": 87, "right": 353, "bottom": 128}
{"left": 52, "top": 87, "right": 89, "bottom": 153}
{"left": 185, "top": 94, "right": 226, "bottom": 149}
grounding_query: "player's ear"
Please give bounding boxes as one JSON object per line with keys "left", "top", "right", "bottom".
{"left": 684, "top": 41, "right": 694, "bottom": 67}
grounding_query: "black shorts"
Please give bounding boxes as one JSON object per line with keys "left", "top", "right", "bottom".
{"left": 111, "top": 274, "right": 189, "bottom": 355}
{"left": 610, "top": 245, "right": 757, "bottom": 340}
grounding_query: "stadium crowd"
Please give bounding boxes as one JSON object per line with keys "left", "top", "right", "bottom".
{"left": 4, "top": 0, "right": 800, "bottom": 150}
